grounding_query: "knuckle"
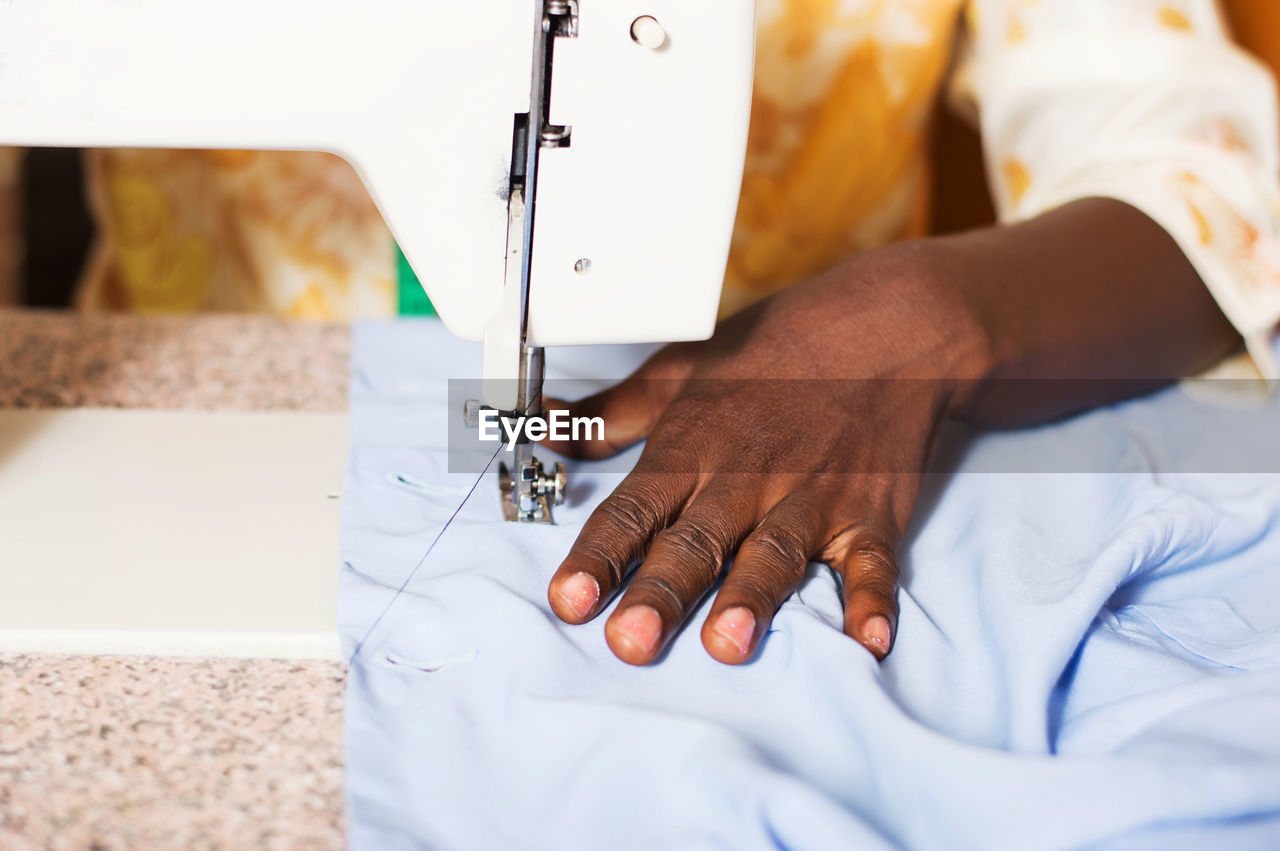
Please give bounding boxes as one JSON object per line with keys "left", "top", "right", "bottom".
{"left": 721, "top": 577, "right": 782, "bottom": 619}
{"left": 596, "top": 485, "right": 666, "bottom": 541}
{"left": 658, "top": 519, "right": 733, "bottom": 578}
{"left": 849, "top": 540, "right": 901, "bottom": 580}
{"left": 628, "top": 572, "right": 695, "bottom": 617}
{"left": 573, "top": 541, "right": 630, "bottom": 589}
{"left": 576, "top": 474, "right": 691, "bottom": 588}
{"left": 852, "top": 576, "right": 899, "bottom": 610}
{"left": 730, "top": 527, "right": 811, "bottom": 613}
{"left": 744, "top": 525, "right": 810, "bottom": 568}
{"left": 840, "top": 537, "right": 900, "bottom": 605}
{"left": 848, "top": 539, "right": 897, "bottom": 580}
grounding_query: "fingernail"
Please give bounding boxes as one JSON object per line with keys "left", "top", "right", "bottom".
{"left": 613, "top": 605, "right": 663, "bottom": 656}
{"left": 557, "top": 572, "right": 599, "bottom": 619}
{"left": 712, "top": 607, "right": 755, "bottom": 656}
{"left": 862, "top": 616, "right": 892, "bottom": 654}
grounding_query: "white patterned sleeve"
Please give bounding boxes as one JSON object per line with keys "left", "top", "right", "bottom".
{"left": 956, "top": 0, "right": 1280, "bottom": 381}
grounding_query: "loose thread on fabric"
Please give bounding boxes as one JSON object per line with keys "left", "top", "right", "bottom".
{"left": 347, "top": 441, "right": 505, "bottom": 667}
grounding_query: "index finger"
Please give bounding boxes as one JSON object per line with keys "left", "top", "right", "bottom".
{"left": 547, "top": 468, "right": 695, "bottom": 624}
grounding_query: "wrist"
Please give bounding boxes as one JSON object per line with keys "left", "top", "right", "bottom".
{"left": 839, "top": 238, "right": 998, "bottom": 408}
{"left": 900, "top": 198, "right": 1242, "bottom": 427}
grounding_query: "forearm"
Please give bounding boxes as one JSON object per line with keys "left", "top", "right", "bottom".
{"left": 934, "top": 197, "right": 1242, "bottom": 426}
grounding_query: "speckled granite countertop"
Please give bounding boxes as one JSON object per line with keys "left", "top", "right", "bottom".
{"left": 0, "top": 309, "right": 350, "bottom": 849}
{"left": 0, "top": 310, "right": 348, "bottom": 411}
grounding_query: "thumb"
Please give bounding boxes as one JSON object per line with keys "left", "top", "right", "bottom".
{"left": 541, "top": 345, "right": 695, "bottom": 460}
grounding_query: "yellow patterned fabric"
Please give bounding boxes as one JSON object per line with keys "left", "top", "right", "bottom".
{"left": 79, "top": 0, "right": 1280, "bottom": 376}
{"left": 80, "top": 149, "right": 395, "bottom": 319}
{"left": 723, "top": 0, "right": 963, "bottom": 315}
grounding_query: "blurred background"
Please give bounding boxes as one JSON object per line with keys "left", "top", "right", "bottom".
{"left": 0, "top": 148, "right": 92, "bottom": 309}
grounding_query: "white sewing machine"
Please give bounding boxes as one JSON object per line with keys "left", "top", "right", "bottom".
{"left": 0, "top": 0, "right": 755, "bottom": 523}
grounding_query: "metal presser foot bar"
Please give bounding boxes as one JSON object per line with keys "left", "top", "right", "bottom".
{"left": 493, "top": 0, "right": 574, "bottom": 523}
{"left": 465, "top": 0, "right": 580, "bottom": 523}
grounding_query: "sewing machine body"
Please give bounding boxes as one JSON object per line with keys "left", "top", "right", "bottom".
{"left": 0, "top": 0, "right": 755, "bottom": 521}
{"left": 0, "top": 0, "right": 752, "bottom": 350}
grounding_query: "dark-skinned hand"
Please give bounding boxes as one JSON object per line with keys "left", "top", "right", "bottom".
{"left": 543, "top": 199, "right": 1241, "bottom": 667}
{"left": 543, "top": 243, "right": 987, "bottom": 664}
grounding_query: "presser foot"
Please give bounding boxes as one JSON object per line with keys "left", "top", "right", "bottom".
{"left": 498, "top": 456, "right": 567, "bottom": 523}
{"left": 462, "top": 399, "right": 567, "bottom": 523}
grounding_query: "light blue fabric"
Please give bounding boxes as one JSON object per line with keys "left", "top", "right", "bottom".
{"left": 340, "top": 319, "right": 1280, "bottom": 850}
